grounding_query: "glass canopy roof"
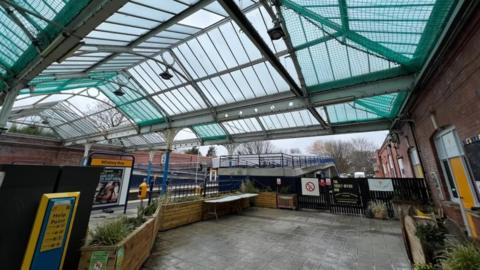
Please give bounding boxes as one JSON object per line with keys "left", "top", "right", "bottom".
{"left": 0, "top": 0, "right": 460, "bottom": 149}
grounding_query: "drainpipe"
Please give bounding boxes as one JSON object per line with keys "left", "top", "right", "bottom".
{"left": 408, "top": 120, "right": 431, "bottom": 202}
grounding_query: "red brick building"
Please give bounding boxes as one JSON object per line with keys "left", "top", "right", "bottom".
{"left": 375, "top": 7, "right": 480, "bottom": 238}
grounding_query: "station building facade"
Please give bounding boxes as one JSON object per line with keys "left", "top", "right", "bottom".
{"left": 375, "top": 7, "right": 480, "bottom": 238}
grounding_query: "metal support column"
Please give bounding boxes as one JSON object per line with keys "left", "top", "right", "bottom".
{"left": 147, "top": 150, "right": 155, "bottom": 204}
{"left": 161, "top": 129, "right": 177, "bottom": 195}
{"left": 0, "top": 88, "right": 20, "bottom": 133}
{"left": 81, "top": 143, "right": 92, "bottom": 166}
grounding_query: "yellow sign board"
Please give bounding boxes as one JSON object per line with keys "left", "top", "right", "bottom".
{"left": 90, "top": 158, "right": 133, "bottom": 167}
{"left": 21, "top": 192, "right": 80, "bottom": 270}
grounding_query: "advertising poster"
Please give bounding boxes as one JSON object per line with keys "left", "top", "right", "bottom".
{"left": 94, "top": 168, "right": 124, "bottom": 206}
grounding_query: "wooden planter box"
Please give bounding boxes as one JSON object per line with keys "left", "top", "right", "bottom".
{"left": 254, "top": 192, "right": 277, "bottom": 208}
{"left": 277, "top": 194, "right": 297, "bottom": 210}
{"left": 158, "top": 200, "right": 204, "bottom": 231}
{"left": 78, "top": 217, "right": 156, "bottom": 270}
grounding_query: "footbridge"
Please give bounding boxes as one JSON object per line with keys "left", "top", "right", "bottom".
{"left": 217, "top": 154, "right": 336, "bottom": 178}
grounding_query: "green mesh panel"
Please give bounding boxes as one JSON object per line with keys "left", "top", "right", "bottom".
{"left": 0, "top": 0, "right": 91, "bottom": 80}
{"left": 326, "top": 91, "right": 407, "bottom": 123}
{"left": 281, "top": 0, "right": 456, "bottom": 91}
{"left": 192, "top": 123, "right": 227, "bottom": 141}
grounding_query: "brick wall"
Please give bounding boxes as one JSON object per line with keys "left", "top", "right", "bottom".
{"left": 0, "top": 133, "right": 212, "bottom": 168}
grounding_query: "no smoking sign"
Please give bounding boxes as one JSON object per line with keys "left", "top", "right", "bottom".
{"left": 301, "top": 178, "right": 320, "bottom": 196}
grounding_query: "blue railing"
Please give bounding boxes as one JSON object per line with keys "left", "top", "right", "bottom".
{"left": 219, "top": 153, "right": 334, "bottom": 169}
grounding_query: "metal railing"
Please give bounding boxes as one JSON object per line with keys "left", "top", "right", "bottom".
{"left": 162, "top": 179, "right": 243, "bottom": 201}
{"left": 218, "top": 153, "right": 334, "bottom": 169}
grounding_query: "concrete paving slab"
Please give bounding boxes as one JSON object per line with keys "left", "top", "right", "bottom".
{"left": 143, "top": 207, "right": 411, "bottom": 270}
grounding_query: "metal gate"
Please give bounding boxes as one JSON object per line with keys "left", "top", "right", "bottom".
{"left": 296, "top": 177, "right": 429, "bottom": 216}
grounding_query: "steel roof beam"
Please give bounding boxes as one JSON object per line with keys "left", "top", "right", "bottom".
{"left": 218, "top": 0, "right": 303, "bottom": 98}
{"left": 59, "top": 74, "right": 412, "bottom": 144}
{"left": 68, "top": 118, "right": 390, "bottom": 149}
{"left": 119, "top": 119, "right": 391, "bottom": 151}
{"left": 223, "top": 0, "right": 328, "bottom": 128}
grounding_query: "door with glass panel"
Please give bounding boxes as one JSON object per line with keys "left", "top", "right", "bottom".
{"left": 435, "top": 128, "right": 478, "bottom": 238}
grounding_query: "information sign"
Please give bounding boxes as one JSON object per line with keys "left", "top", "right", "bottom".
{"left": 22, "top": 192, "right": 79, "bottom": 270}
{"left": 332, "top": 179, "right": 360, "bottom": 205}
{"left": 301, "top": 178, "right": 320, "bottom": 196}
{"left": 368, "top": 178, "right": 394, "bottom": 192}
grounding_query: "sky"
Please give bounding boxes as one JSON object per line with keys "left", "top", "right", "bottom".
{"left": 194, "top": 130, "right": 388, "bottom": 156}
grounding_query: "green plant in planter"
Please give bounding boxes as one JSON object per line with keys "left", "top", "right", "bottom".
{"left": 441, "top": 243, "right": 480, "bottom": 270}
{"left": 240, "top": 180, "right": 259, "bottom": 193}
{"left": 367, "top": 201, "right": 387, "bottom": 219}
{"left": 412, "top": 263, "right": 433, "bottom": 270}
{"left": 89, "top": 218, "right": 132, "bottom": 246}
{"left": 141, "top": 199, "right": 159, "bottom": 216}
{"left": 415, "top": 223, "right": 446, "bottom": 262}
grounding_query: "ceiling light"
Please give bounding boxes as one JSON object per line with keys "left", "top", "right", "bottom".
{"left": 113, "top": 87, "right": 125, "bottom": 96}
{"left": 254, "top": 108, "right": 258, "bottom": 112}
{"left": 288, "top": 101, "right": 294, "bottom": 107}
{"left": 239, "top": 111, "right": 243, "bottom": 115}
{"left": 270, "top": 105, "right": 275, "bottom": 110}
{"left": 159, "top": 68, "right": 173, "bottom": 80}
{"left": 224, "top": 113, "right": 229, "bottom": 118}
{"left": 267, "top": 22, "right": 284, "bottom": 40}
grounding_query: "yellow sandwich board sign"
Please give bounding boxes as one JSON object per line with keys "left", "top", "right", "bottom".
{"left": 22, "top": 192, "right": 80, "bottom": 270}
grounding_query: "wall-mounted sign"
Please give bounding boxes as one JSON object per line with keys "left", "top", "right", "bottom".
{"left": 301, "top": 178, "right": 319, "bottom": 196}
{"left": 368, "top": 178, "right": 394, "bottom": 192}
{"left": 22, "top": 192, "right": 79, "bottom": 270}
{"left": 332, "top": 179, "right": 360, "bottom": 205}
{"left": 89, "top": 158, "right": 133, "bottom": 208}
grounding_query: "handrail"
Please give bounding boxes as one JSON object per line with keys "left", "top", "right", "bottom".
{"left": 218, "top": 153, "right": 334, "bottom": 169}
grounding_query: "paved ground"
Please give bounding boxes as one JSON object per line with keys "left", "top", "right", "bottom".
{"left": 143, "top": 207, "right": 411, "bottom": 270}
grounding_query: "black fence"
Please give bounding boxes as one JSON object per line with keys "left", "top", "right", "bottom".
{"left": 296, "top": 177, "right": 429, "bottom": 217}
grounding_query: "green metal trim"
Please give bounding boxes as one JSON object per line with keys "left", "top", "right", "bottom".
{"left": 282, "top": 0, "right": 412, "bottom": 68}
{"left": 137, "top": 118, "right": 166, "bottom": 127}
{"left": 338, "top": 0, "right": 349, "bottom": 31}
{"left": 202, "top": 135, "right": 228, "bottom": 141}
{"left": 307, "top": 67, "right": 409, "bottom": 93}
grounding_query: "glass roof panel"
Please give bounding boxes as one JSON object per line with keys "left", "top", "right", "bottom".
{"left": 222, "top": 118, "right": 263, "bottom": 134}
{"left": 259, "top": 110, "right": 319, "bottom": 130}
{"left": 192, "top": 123, "right": 227, "bottom": 140}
